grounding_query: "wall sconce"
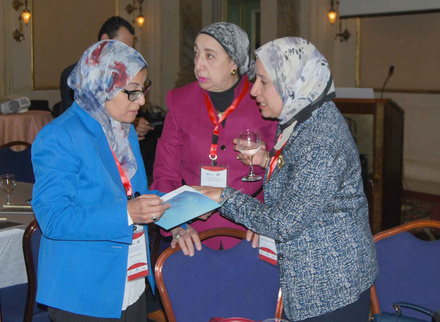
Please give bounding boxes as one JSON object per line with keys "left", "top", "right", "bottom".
{"left": 328, "top": 0, "right": 350, "bottom": 42}
{"left": 11, "top": 0, "right": 32, "bottom": 42}
{"left": 125, "top": 0, "right": 145, "bottom": 28}
{"left": 328, "top": 0, "right": 337, "bottom": 25}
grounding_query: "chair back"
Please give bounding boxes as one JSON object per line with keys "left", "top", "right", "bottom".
{"left": 29, "top": 100, "right": 50, "bottom": 112}
{"left": 371, "top": 220, "right": 440, "bottom": 320}
{"left": 155, "top": 228, "right": 282, "bottom": 322}
{"left": 22, "top": 219, "right": 49, "bottom": 322}
{"left": 0, "top": 142, "right": 34, "bottom": 183}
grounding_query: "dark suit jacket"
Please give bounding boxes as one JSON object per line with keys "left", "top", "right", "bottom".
{"left": 59, "top": 63, "right": 76, "bottom": 114}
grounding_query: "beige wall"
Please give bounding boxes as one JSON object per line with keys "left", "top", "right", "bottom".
{"left": 291, "top": 0, "right": 440, "bottom": 195}
{"left": 1, "top": 0, "right": 439, "bottom": 194}
{"left": 0, "top": 0, "right": 165, "bottom": 108}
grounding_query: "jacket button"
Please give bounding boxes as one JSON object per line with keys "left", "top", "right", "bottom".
{"left": 220, "top": 145, "right": 226, "bottom": 150}
{"left": 278, "top": 253, "right": 284, "bottom": 260}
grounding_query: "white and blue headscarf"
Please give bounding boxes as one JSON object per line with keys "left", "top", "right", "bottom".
{"left": 255, "top": 37, "right": 335, "bottom": 151}
{"left": 68, "top": 40, "right": 148, "bottom": 179}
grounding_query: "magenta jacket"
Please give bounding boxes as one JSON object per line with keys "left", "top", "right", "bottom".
{"left": 152, "top": 76, "right": 277, "bottom": 249}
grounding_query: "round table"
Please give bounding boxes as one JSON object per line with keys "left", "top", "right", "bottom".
{"left": 0, "top": 110, "right": 53, "bottom": 150}
{"left": 0, "top": 182, "right": 36, "bottom": 288}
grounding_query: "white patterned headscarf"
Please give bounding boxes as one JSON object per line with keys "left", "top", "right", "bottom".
{"left": 68, "top": 40, "right": 148, "bottom": 179}
{"left": 200, "top": 22, "right": 254, "bottom": 78}
{"left": 255, "top": 37, "right": 336, "bottom": 151}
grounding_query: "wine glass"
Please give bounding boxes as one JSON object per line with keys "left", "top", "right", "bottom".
{"left": 0, "top": 174, "right": 17, "bottom": 205}
{"left": 238, "top": 129, "right": 262, "bottom": 182}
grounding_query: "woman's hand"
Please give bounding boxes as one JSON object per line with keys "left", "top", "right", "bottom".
{"left": 133, "top": 117, "right": 153, "bottom": 141}
{"left": 127, "top": 194, "right": 170, "bottom": 224}
{"left": 233, "top": 138, "right": 269, "bottom": 168}
{"left": 198, "top": 210, "right": 214, "bottom": 221}
{"left": 246, "top": 229, "right": 260, "bottom": 248}
{"left": 194, "top": 186, "right": 224, "bottom": 203}
{"left": 171, "top": 225, "right": 201, "bottom": 256}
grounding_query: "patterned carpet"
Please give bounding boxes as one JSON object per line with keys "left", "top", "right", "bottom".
{"left": 401, "top": 198, "right": 438, "bottom": 223}
{"left": 401, "top": 192, "right": 440, "bottom": 240}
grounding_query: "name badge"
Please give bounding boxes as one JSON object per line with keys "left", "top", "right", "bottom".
{"left": 200, "top": 165, "right": 228, "bottom": 188}
{"left": 259, "top": 235, "right": 278, "bottom": 266}
{"left": 127, "top": 225, "right": 149, "bottom": 281}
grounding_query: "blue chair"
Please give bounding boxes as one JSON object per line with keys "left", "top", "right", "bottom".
{"left": 371, "top": 220, "right": 440, "bottom": 320}
{"left": 0, "top": 141, "right": 35, "bottom": 183}
{"left": 154, "top": 228, "right": 282, "bottom": 322}
{"left": 22, "top": 219, "right": 49, "bottom": 322}
{"left": 0, "top": 283, "right": 28, "bottom": 321}
{"left": 0, "top": 219, "right": 49, "bottom": 322}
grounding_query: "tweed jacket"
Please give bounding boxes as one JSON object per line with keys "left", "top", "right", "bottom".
{"left": 152, "top": 76, "right": 277, "bottom": 249}
{"left": 220, "top": 101, "right": 378, "bottom": 321}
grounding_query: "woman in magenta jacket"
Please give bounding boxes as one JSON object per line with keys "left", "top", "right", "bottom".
{"left": 152, "top": 22, "right": 276, "bottom": 256}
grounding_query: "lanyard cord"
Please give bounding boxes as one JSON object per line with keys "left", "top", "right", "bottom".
{"left": 203, "top": 77, "right": 249, "bottom": 165}
{"left": 109, "top": 145, "right": 133, "bottom": 199}
{"left": 267, "top": 135, "right": 286, "bottom": 182}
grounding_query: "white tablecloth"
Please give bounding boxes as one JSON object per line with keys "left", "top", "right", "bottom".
{"left": 0, "top": 226, "right": 27, "bottom": 288}
{"left": 0, "top": 181, "right": 35, "bottom": 288}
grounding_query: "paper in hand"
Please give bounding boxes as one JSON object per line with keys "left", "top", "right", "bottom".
{"left": 154, "top": 186, "right": 220, "bottom": 230}
{"left": 154, "top": 186, "right": 242, "bottom": 230}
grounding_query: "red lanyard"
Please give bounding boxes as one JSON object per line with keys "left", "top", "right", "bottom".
{"left": 267, "top": 135, "right": 286, "bottom": 182}
{"left": 203, "top": 77, "right": 249, "bottom": 164}
{"left": 109, "top": 145, "right": 133, "bottom": 199}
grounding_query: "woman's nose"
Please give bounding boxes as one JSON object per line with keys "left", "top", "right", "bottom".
{"left": 137, "top": 93, "right": 146, "bottom": 105}
{"left": 194, "top": 56, "right": 204, "bottom": 70}
{"left": 250, "top": 82, "right": 259, "bottom": 97}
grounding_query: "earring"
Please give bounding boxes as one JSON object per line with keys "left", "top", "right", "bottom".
{"left": 231, "top": 69, "right": 237, "bottom": 76}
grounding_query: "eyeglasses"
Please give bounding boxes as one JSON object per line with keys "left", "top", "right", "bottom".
{"left": 122, "top": 79, "right": 152, "bottom": 102}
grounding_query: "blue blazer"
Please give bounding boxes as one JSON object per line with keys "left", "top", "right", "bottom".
{"left": 32, "top": 103, "right": 158, "bottom": 318}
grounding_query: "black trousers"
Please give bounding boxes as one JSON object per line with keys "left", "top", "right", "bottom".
{"left": 285, "top": 288, "right": 371, "bottom": 322}
{"left": 48, "top": 292, "right": 147, "bottom": 322}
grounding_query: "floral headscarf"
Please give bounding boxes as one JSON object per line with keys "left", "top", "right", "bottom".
{"left": 68, "top": 40, "right": 148, "bottom": 179}
{"left": 200, "top": 22, "right": 254, "bottom": 78}
{"left": 255, "top": 37, "right": 335, "bottom": 151}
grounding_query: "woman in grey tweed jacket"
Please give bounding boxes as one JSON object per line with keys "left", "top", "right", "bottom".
{"left": 199, "top": 37, "right": 378, "bottom": 321}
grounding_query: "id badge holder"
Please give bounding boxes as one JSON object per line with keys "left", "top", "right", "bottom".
{"left": 259, "top": 235, "right": 278, "bottom": 266}
{"left": 127, "top": 225, "right": 149, "bottom": 281}
{"left": 200, "top": 164, "right": 228, "bottom": 188}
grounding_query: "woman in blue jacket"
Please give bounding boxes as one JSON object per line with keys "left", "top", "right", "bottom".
{"left": 200, "top": 37, "right": 378, "bottom": 321}
{"left": 31, "top": 40, "right": 170, "bottom": 321}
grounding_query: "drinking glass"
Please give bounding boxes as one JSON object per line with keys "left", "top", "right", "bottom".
{"left": 238, "top": 129, "right": 262, "bottom": 182}
{"left": 0, "top": 174, "right": 17, "bottom": 205}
